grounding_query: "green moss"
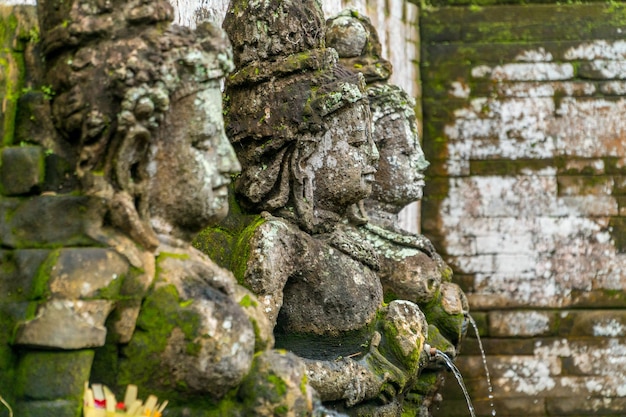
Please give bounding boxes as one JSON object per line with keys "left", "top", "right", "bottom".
{"left": 238, "top": 294, "right": 257, "bottom": 308}
{"left": 113, "top": 283, "right": 202, "bottom": 400}
{"left": 266, "top": 373, "right": 287, "bottom": 397}
{"left": 15, "top": 349, "right": 94, "bottom": 403}
{"left": 31, "top": 249, "right": 60, "bottom": 300}
{"left": 179, "top": 299, "right": 193, "bottom": 307}
{"left": 230, "top": 215, "right": 266, "bottom": 284}
{"left": 299, "top": 373, "right": 308, "bottom": 396}
{"left": 193, "top": 226, "right": 235, "bottom": 269}
{"left": 380, "top": 311, "right": 423, "bottom": 374}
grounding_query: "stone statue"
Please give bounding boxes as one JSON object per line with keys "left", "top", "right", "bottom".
{"left": 6, "top": 1, "right": 319, "bottom": 415}
{"left": 194, "top": 0, "right": 432, "bottom": 415}
{"left": 326, "top": 9, "right": 469, "bottom": 416}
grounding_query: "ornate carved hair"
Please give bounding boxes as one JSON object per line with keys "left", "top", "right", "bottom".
{"left": 223, "top": 0, "right": 369, "bottom": 233}
{"left": 38, "top": 0, "right": 233, "bottom": 249}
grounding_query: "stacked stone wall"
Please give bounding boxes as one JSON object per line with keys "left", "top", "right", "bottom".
{"left": 421, "top": 2, "right": 626, "bottom": 416}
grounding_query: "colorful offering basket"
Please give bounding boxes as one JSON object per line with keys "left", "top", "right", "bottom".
{"left": 83, "top": 383, "right": 168, "bottom": 417}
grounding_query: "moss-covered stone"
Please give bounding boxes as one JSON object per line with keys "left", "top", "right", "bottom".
{"left": 115, "top": 283, "right": 201, "bottom": 397}
{"left": 14, "top": 350, "right": 94, "bottom": 402}
{"left": 14, "top": 399, "right": 81, "bottom": 417}
{"left": 0, "top": 195, "right": 107, "bottom": 249}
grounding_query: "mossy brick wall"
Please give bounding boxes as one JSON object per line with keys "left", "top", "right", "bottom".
{"left": 0, "top": 6, "right": 94, "bottom": 417}
{"left": 0, "top": 6, "right": 32, "bottom": 416}
{"left": 420, "top": 2, "right": 626, "bottom": 416}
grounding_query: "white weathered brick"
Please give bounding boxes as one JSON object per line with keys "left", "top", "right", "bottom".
{"left": 564, "top": 40, "right": 626, "bottom": 60}
{"left": 474, "top": 233, "right": 534, "bottom": 255}
{"left": 495, "top": 81, "right": 596, "bottom": 98}
{"left": 451, "top": 254, "right": 495, "bottom": 274}
{"left": 559, "top": 196, "right": 618, "bottom": 216}
{"left": 514, "top": 47, "right": 553, "bottom": 62}
{"left": 490, "top": 311, "right": 553, "bottom": 336}
{"left": 487, "top": 63, "right": 574, "bottom": 81}
{"left": 493, "top": 254, "right": 536, "bottom": 273}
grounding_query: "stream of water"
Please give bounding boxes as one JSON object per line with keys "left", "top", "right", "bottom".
{"left": 434, "top": 349, "right": 476, "bottom": 417}
{"left": 467, "top": 314, "right": 497, "bottom": 417}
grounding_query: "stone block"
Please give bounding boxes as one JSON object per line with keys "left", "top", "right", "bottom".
{"left": 612, "top": 175, "right": 626, "bottom": 195}
{"left": 557, "top": 175, "right": 614, "bottom": 196}
{"left": 14, "top": 400, "right": 80, "bottom": 417}
{"left": 546, "top": 396, "right": 626, "bottom": 415}
{"left": 579, "top": 60, "right": 626, "bottom": 80}
{"left": 609, "top": 217, "right": 626, "bottom": 252}
{"left": 0, "top": 195, "right": 106, "bottom": 248}
{"left": 559, "top": 195, "right": 618, "bottom": 216}
{"left": 570, "top": 289, "right": 626, "bottom": 308}
{"left": 489, "top": 310, "right": 556, "bottom": 337}
{"left": 0, "top": 301, "right": 28, "bottom": 371}
{"left": 461, "top": 338, "right": 536, "bottom": 356}
{"left": 469, "top": 159, "right": 554, "bottom": 176}
{"left": 423, "top": 4, "right": 626, "bottom": 43}
{"left": 47, "top": 247, "right": 129, "bottom": 299}
{"left": 556, "top": 157, "right": 606, "bottom": 175}
{"left": 617, "top": 197, "right": 626, "bottom": 216}
{"left": 0, "top": 249, "right": 51, "bottom": 301}
{"left": 603, "top": 156, "right": 626, "bottom": 175}
{"left": 13, "top": 299, "right": 113, "bottom": 349}
{"left": 567, "top": 310, "right": 626, "bottom": 337}
{"left": 15, "top": 350, "right": 93, "bottom": 403}
{"left": 0, "top": 146, "right": 45, "bottom": 196}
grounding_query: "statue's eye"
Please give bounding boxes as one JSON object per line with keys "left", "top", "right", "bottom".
{"left": 192, "top": 133, "right": 214, "bottom": 151}
{"left": 348, "top": 126, "right": 367, "bottom": 147}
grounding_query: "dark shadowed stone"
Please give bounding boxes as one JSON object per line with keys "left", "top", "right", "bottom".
{"left": 0, "top": 195, "right": 106, "bottom": 248}
{"left": 0, "top": 249, "right": 51, "bottom": 301}
{"left": 13, "top": 299, "right": 113, "bottom": 348}
{"left": 15, "top": 349, "right": 94, "bottom": 401}
{"left": 14, "top": 400, "right": 81, "bottom": 417}
{"left": 0, "top": 146, "right": 45, "bottom": 196}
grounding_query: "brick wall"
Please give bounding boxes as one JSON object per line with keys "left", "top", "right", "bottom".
{"left": 421, "top": 3, "right": 626, "bottom": 416}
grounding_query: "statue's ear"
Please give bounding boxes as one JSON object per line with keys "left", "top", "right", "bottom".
{"left": 110, "top": 126, "right": 158, "bottom": 251}
{"left": 115, "top": 126, "right": 151, "bottom": 196}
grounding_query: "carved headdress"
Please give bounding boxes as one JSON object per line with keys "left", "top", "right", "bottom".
{"left": 38, "top": 0, "right": 234, "bottom": 248}
{"left": 223, "top": 0, "right": 370, "bottom": 232}
{"left": 327, "top": 8, "right": 428, "bottom": 211}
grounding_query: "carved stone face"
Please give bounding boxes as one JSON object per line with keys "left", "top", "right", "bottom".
{"left": 148, "top": 85, "right": 241, "bottom": 237}
{"left": 371, "top": 111, "right": 429, "bottom": 207}
{"left": 304, "top": 101, "right": 379, "bottom": 213}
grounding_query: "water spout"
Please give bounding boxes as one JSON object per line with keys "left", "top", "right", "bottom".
{"left": 424, "top": 344, "right": 476, "bottom": 417}
{"left": 467, "top": 314, "right": 496, "bottom": 417}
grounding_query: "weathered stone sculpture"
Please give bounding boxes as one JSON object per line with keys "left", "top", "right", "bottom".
{"left": 194, "top": 0, "right": 432, "bottom": 415}
{"left": 2, "top": 1, "right": 321, "bottom": 415}
{"left": 326, "top": 9, "right": 469, "bottom": 416}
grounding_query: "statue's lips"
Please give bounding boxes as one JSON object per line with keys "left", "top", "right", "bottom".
{"left": 363, "top": 166, "right": 377, "bottom": 182}
{"left": 213, "top": 177, "right": 231, "bottom": 195}
{"left": 363, "top": 173, "right": 376, "bottom": 183}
